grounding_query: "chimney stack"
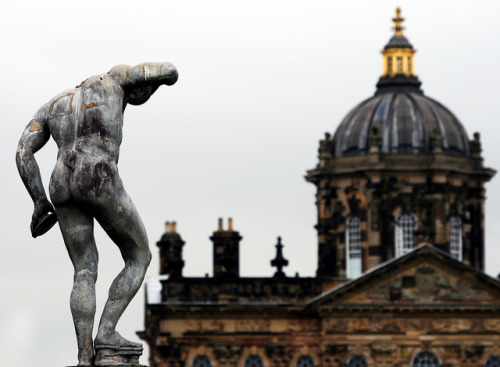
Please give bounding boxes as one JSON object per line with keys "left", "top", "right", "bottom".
{"left": 157, "top": 221, "right": 185, "bottom": 279}
{"left": 210, "top": 217, "right": 242, "bottom": 278}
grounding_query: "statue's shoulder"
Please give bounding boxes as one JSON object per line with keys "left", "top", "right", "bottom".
{"left": 107, "top": 64, "right": 132, "bottom": 85}
{"left": 38, "top": 88, "right": 78, "bottom": 120}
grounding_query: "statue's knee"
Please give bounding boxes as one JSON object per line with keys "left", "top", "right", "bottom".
{"left": 137, "top": 249, "right": 152, "bottom": 270}
{"left": 140, "top": 249, "right": 152, "bottom": 268}
{"left": 74, "top": 268, "right": 98, "bottom": 283}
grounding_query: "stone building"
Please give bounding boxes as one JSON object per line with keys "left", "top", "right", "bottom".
{"left": 138, "top": 9, "right": 500, "bottom": 367}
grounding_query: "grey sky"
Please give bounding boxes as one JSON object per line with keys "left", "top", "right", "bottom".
{"left": 2, "top": 1, "right": 500, "bottom": 366}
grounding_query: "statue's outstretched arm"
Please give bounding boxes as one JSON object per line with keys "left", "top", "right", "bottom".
{"left": 108, "top": 62, "right": 178, "bottom": 88}
{"left": 16, "top": 117, "right": 55, "bottom": 234}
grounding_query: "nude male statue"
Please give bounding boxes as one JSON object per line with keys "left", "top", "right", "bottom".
{"left": 16, "top": 62, "right": 178, "bottom": 366}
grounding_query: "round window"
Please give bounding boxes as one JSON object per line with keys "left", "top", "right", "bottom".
{"left": 244, "top": 355, "right": 264, "bottom": 367}
{"left": 347, "top": 355, "right": 368, "bottom": 367}
{"left": 296, "top": 355, "right": 315, "bottom": 367}
{"left": 486, "top": 356, "right": 500, "bottom": 367}
{"left": 192, "top": 355, "right": 211, "bottom": 367}
{"left": 412, "top": 351, "right": 441, "bottom": 367}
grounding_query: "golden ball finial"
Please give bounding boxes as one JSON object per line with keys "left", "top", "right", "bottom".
{"left": 392, "top": 7, "right": 405, "bottom": 36}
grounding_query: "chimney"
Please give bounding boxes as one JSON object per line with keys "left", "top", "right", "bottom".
{"left": 210, "top": 217, "right": 242, "bottom": 278}
{"left": 156, "top": 221, "right": 185, "bottom": 279}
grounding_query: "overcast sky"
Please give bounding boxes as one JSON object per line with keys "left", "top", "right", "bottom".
{"left": 2, "top": 1, "right": 500, "bottom": 366}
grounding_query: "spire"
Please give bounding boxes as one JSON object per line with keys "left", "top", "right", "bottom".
{"left": 270, "top": 236, "right": 289, "bottom": 278}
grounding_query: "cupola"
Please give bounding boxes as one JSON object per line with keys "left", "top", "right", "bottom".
{"left": 381, "top": 7, "right": 416, "bottom": 78}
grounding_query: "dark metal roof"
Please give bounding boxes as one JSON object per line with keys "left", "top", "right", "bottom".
{"left": 384, "top": 35, "right": 413, "bottom": 49}
{"left": 331, "top": 85, "right": 471, "bottom": 157}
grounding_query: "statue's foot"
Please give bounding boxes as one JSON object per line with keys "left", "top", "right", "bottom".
{"left": 77, "top": 359, "right": 93, "bottom": 367}
{"left": 94, "top": 333, "right": 142, "bottom": 366}
{"left": 94, "top": 331, "right": 142, "bottom": 350}
{"left": 78, "top": 354, "right": 94, "bottom": 366}
{"left": 77, "top": 351, "right": 94, "bottom": 366}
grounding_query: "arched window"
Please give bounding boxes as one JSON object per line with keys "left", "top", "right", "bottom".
{"left": 485, "top": 356, "right": 500, "bottom": 367}
{"left": 412, "top": 352, "right": 441, "bottom": 367}
{"left": 296, "top": 355, "right": 315, "bottom": 367}
{"left": 395, "top": 212, "right": 417, "bottom": 258}
{"left": 347, "top": 355, "right": 368, "bottom": 367}
{"left": 387, "top": 57, "right": 393, "bottom": 74}
{"left": 192, "top": 355, "right": 211, "bottom": 367}
{"left": 244, "top": 355, "right": 264, "bottom": 367}
{"left": 449, "top": 215, "right": 462, "bottom": 260}
{"left": 397, "top": 56, "right": 403, "bottom": 73}
{"left": 346, "top": 216, "right": 362, "bottom": 278}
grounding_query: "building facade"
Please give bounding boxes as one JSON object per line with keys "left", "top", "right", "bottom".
{"left": 139, "top": 9, "right": 500, "bottom": 367}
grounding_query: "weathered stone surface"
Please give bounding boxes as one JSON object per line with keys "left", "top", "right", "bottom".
{"left": 16, "top": 62, "right": 178, "bottom": 366}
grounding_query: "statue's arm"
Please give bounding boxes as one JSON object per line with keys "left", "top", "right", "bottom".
{"left": 16, "top": 116, "right": 54, "bottom": 219}
{"left": 108, "top": 62, "right": 178, "bottom": 88}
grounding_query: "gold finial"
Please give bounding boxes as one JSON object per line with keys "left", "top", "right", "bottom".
{"left": 381, "top": 7, "right": 416, "bottom": 78}
{"left": 392, "top": 7, "right": 405, "bottom": 36}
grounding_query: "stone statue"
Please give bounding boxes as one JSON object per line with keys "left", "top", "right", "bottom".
{"left": 16, "top": 62, "right": 178, "bottom": 366}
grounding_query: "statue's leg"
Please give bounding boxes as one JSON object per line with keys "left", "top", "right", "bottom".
{"left": 92, "top": 189, "right": 151, "bottom": 348}
{"left": 56, "top": 204, "right": 97, "bottom": 366}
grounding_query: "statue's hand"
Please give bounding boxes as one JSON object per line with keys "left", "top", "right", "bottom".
{"left": 31, "top": 200, "right": 58, "bottom": 238}
{"left": 160, "top": 63, "right": 178, "bottom": 86}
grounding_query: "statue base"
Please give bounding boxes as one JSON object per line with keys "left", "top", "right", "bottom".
{"left": 93, "top": 344, "right": 143, "bottom": 366}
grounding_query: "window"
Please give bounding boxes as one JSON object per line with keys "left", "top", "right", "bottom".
{"left": 449, "top": 215, "right": 462, "bottom": 260}
{"left": 407, "top": 56, "right": 412, "bottom": 75}
{"left": 347, "top": 355, "right": 368, "bottom": 367}
{"left": 397, "top": 56, "right": 403, "bottom": 73}
{"left": 296, "top": 355, "right": 315, "bottom": 367}
{"left": 346, "top": 216, "right": 362, "bottom": 278}
{"left": 412, "top": 352, "right": 441, "bottom": 367}
{"left": 387, "top": 57, "right": 393, "bottom": 74}
{"left": 486, "top": 356, "right": 500, "bottom": 367}
{"left": 245, "top": 355, "right": 264, "bottom": 367}
{"left": 395, "top": 212, "right": 417, "bottom": 257}
{"left": 192, "top": 355, "right": 211, "bottom": 367}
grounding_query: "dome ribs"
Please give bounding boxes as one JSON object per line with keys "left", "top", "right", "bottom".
{"left": 331, "top": 88, "right": 471, "bottom": 158}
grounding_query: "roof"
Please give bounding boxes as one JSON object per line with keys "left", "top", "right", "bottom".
{"left": 384, "top": 35, "right": 413, "bottom": 49}
{"left": 308, "top": 244, "right": 500, "bottom": 308}
{"left": 331, "top": 87, "right": 471, "bottom": 157}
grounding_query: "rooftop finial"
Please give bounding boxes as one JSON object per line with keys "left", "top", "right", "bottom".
{"left": 271, "top": 236, "right": 289, "bottom": 278}
{"left": 379, "top": 7, "right": 417, "bottom": 82}
{"left": 392, "top": 7, "right": 405, "bottom": 36}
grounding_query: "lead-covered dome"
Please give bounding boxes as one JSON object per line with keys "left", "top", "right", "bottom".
{"left": 331, "top": 8, "right": 471, "bottom": 158}
{"left": 331, "top": 85, "right": 471, "bottom": 157}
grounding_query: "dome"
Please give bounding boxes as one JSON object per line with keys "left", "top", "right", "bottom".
{"left": 331, "top": 85, "right": 471, "bottom": 157}
{"left": 331, "top": 7, "right": 471, "bottom": 158}
{"left": 384, "top": 34, "right": 413, "bottom": 49}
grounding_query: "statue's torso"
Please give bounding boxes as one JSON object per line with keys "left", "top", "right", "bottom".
{"left": 45, "top": 74, "right": 127, "bottom": 203}
{"left": 47, "top": 74, "right": 125, "bottom": 159}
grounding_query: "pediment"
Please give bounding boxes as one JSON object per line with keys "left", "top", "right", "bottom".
{"left": 309, "top": 245, "right": 500, "bottom": 308}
